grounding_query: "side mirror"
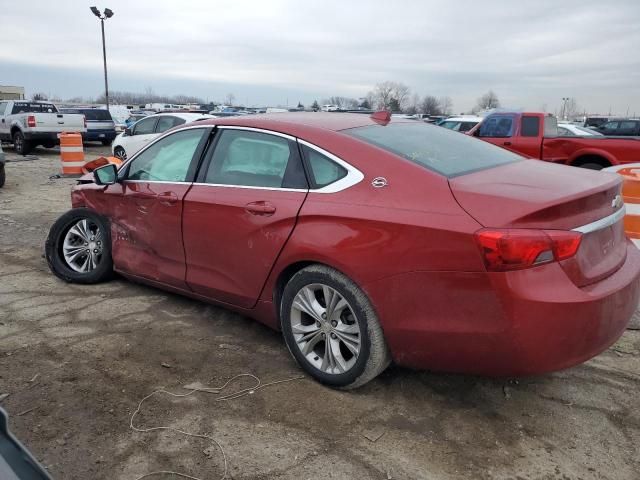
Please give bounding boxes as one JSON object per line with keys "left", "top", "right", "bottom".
{"left": 94, "top": 163, "right": 118, "bottom": 185}
{"left": 124, "top": 127, "right": 132, "bottom": 136}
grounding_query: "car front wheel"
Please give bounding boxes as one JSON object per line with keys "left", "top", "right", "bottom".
{"left": 45, "top": 209, "right": 114, "bottom": 284}
{"left": 113, "top": 146, "right": 127, "bottom": 160}
{"left": 280, "top": 265, "right": 391, "bottom": 389}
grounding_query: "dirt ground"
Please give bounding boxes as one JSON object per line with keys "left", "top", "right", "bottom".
{"left": 0, "top": 143, "right": 639, "bottom": 480}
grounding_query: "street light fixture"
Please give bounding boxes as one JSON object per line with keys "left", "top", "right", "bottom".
{"left": 561, "top": 97, "right": 570, "bottom": 121}
{"left": 90, "top": 6, "right": 114, "bottom": 111}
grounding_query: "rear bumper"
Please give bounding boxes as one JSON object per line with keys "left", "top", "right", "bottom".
{"left": 365, "top": 241, "right": 640, "bottom": 376}
{"left": 83, "top": 129, "right": 117, "bottom": 141}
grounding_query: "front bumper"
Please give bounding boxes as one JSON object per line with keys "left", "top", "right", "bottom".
{"left": 365, "top": 241, "right": 640, "bottom": 376}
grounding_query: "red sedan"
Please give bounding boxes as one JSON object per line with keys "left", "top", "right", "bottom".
{"left": 45, "top": 112, "right": 640, "bottom": 388}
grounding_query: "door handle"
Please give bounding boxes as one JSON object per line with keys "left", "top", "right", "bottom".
{"left": 245, "top": 201, "right": 276, "bottom": 216}
{"left": 130, "top": 191, "right": 156, "bottom": 200}
{"left": 158, "top": 191, "right": 178, "bottom": 205}
{"left": 503, "top": 141, "right": 512, "bottom": 146}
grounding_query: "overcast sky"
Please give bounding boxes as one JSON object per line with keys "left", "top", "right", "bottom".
{"left": 1, "top": 0, "right": 639, "bottom": 115}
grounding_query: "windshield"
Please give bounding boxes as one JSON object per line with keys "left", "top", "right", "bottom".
{"left": 345, "top": 122, "right": 522, "bottom": 177}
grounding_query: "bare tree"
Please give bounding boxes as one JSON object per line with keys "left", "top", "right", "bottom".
{"left": 438, "top": 96, "right": 453, "bottom": 116}
{"left": 420, "top": 95, "right": 441, "bottom": 115}
{"left": 369, "top": 81, "right": 412, "bottom": 110}
{"left": 563, "top": 98, "right": 580, "bottom": 120}
{"left": 404, "top": 93, "right": 421, "bottom": 115}
{"left": 323, "top": 96, "right": 359, "bottom": 109}
{"left": 474, "top": 90, "right": 500, "bottom": 112}
{"left": 224, "top": 93, "right": 236, "bottom": 106}
{"left": 31, "top": 92, "right": 49, "bottom": 101}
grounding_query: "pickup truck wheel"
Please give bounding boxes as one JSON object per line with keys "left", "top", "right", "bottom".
{"left": 579, "top": 163, "right": 604, "bottom": 170}
{"left": 45, "top": 209, "right": 114, "bottom": 284}
{"left": 0, "top": 164, "right": 5, "bottom": 188}
{"left": 13, "top": 131, "right": 32, "bottom": 156}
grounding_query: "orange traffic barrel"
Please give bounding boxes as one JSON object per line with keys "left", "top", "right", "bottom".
{"left": 81, "top": 156, "right": 123, "bottom": 174}
{"left": 58, "top": 132, "right": 85, "bottom": 175}
{"left": 604, "top": 164, "right": 640, "bottom": 247}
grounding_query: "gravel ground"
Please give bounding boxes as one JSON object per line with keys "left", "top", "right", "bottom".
{"left": 0, "top": 143, "right": 639, "bottom": 480}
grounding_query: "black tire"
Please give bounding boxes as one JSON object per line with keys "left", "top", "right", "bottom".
{"left": 579, "top": 162, "right": 605, "bottom": 170}
{"left": 13, "top": 131, "right": 32, "bottom": 156}
{"left": 113, "top": 146, "right": 127, "bottom": 160}
{"left": 280, "top": 265, "right": 391, "bottom": 389}
{"left": 101, "top": 139, "right": 113, "bottom": 147}
{"left": 45, "top": 209, "right": 114, "bottom": 284}
{"left": 0, "top": 163, "right": 5, "bottom": 188}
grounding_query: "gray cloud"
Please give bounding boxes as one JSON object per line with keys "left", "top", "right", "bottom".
{"left": 2, "top": 0, "right": 639, "bottom": 114}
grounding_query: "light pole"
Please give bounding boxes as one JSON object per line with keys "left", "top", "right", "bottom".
{"left": 561, "top": 97, "right": 569, "bottom": 120}
{"left": 90, "top": 6, "right": 114, "bottom": 111}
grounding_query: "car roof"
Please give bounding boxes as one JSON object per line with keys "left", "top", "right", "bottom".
{"left": 189, "top": 112, "right": 415, "bottom": 135}
{"left": 154, "top": 112, "right": 215, "bottom": 120}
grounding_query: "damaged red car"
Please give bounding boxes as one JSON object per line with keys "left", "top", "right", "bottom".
{"left": 45, "top": 112, "right": 640, "bottom": 388}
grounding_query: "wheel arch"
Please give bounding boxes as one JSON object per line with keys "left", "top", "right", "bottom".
{"left": 569, "top": 148, "right": 615, "bottom": 168}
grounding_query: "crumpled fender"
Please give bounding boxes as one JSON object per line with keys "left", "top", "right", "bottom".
{"left": 81, "top": 156, "right": 123, "bottom": 174}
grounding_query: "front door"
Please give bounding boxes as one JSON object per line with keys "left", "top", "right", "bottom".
{"left": 104, "top": 127, "right": 210, "bottom": 289}
{"left": 182, "top": 127, "right": 308, "bottom": 308}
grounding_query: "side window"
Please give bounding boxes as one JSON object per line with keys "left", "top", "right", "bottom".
{"left": 126, "top": 128, "right": 206, "bottom": 182}
{"left": 0, "top": 102, "right": 7, "bottom": 115}
{"left": 301, "top": 145, "right": 347, "bottom": 188}
{"left": 602, "top": 122, "right": 618, "bottom": 131}
{"left": 619, "top": 121, "right": 637, "bottom": 132}
{"left": 478, "top": 116, "right": 514, "bottom": 137}
{"left": 133, "top": 116, "right": 157, "bottom": 135}
{"left": 204, "top": 129, "right": 306, "bottom": 189}
{"left": 521, "top": 116, "right": 540, "bottom": 137}
{"left": 155, "top": 116, "right": 186, "bottom": 133}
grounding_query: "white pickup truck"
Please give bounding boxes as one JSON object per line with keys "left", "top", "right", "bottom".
{"left": 0, "top": 100, "right": 86, "bottom": 155}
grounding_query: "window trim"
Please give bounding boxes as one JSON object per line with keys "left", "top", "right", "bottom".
{"left": 118, "top": 126, "right": 212, "bottom": 183}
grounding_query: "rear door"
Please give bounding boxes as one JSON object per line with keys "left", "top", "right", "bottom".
{"left": 182, "top": 127, "right": 308, "bottom": 307}
{"left": 103, "top": 127, "right": 210, "bottom": 288}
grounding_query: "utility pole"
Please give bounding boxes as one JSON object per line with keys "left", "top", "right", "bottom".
{"left": 90, "top": 7, "right": 114, "bottom": 111}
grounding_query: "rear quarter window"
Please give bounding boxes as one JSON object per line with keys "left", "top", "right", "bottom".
{"left": 345, "top": 122, "right": 522, "bottom": 177}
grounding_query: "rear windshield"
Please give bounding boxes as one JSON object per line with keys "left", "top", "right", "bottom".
{"left": 345, "top": 122, "right": 522, "bottom": 177}
{"left": 81, "top": 109, "right": 112, "bottom": 121}
{"left": 11, "top": 102, "right": 58, "bottom": 114}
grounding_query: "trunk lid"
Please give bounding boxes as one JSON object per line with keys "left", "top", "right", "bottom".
{"left": 449, "top": 160, "right": 626, "bottom": 286}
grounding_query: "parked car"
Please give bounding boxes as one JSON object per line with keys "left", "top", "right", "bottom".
{"left": 470, "top": 112, "right": 640, "bottom": 169}
{"left": 111, "top": 112, "right": 215, "bottom": 160}
{"left": 0, "top": 100, "right": 86, "bottom": 155}
{"left": 0, "top": 142, "right": 5, "bottom": 188}
{"left": 557, "top": 122, "right": 603, "bottom": 137}
{"left": 59, "top": 108, "right": 117, "bottom": 146}
{"left": 596, "top": 119, "right": 640, "bottom": 136}
{"left": 437, "top": 116, "right": 483, "bottom": 132}
{"left": 45, "top": 112, "right": 640, "bottom": 388}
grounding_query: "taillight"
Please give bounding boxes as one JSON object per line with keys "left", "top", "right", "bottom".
{"left": 27, "top": 115, "right": 36, "bottom": 128}
{"left": 83, "top": 115, "right": 87, "bottom": 129}
{"left": 475, "top": 229, "right": 582, "bottom": 272}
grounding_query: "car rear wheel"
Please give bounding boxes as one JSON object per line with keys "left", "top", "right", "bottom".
{"left": 45, "top": 209, "right": 113, "bottom": 284}
{"left": 280, "top": 265, "right": 391, "bottom": 389}
{"left": 113, "top": 146, "right": 127, "bottom": 161}
{"left": 13, "top": 131, "right": 32, "bottom": 156}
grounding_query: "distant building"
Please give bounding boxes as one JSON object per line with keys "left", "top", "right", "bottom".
{"left": 0, "top": 85, "right": 25, "bottom": 100}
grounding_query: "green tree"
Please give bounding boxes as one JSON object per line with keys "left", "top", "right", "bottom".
{"left": 311, "top": 100, "right": 320, "bottom": 111}
{"left": 359, "top": 98, "right": 370, "bottom": 109}
{"left": 388, "top": 97, "right": 401, "bottom": 112}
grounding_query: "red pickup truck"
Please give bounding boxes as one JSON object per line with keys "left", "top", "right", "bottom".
{"left": 470, "top": 112, "right": 640, "bottom": 170}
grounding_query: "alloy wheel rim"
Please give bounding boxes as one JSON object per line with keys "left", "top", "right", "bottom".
{"left": 15, "top": 136, "right": 22, "bottom": 150}
{"left": 114, "top": 148, "right": 126, "bottom": 160}
{"left": 62, "top": 219, "right": 104, "bottom": 273}
{"left": 290, "top": 283, "right": 361, "bottom": 374}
